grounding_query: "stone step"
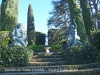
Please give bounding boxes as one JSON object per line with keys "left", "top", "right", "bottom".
{"left": 1, "top": 62, "right": 100, "bottom": 73}
{"left": 28, "top": 62, "right": 100, "bottom": 70}
{"left": 0, "top": 68, "right": 100, "bottom": 75}
{"left": 30, "top": 58, "right": 65, "bottom": 62}
{"left": 34, "top": 52, "right": 62, "bottom": 55}
{"left": 29, "top": 61, "right": 67, "bottom": 66}
{"left": 32, "top": 54, "right": 64, "bottom": 58}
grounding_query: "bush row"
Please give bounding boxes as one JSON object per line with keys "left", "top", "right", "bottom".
{"left": 63, "top": 45, "right": 100, "bottom": 64}
{"left": 27, "top": 44, "right": 62, "bottom": 52}
{"left": 91, "top": 30, "right": 100, "bottom": 49}
{"left": 0, "top": 46, "right": 33, "bottom": 68}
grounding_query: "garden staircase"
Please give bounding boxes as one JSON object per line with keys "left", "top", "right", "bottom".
{"left": 0, "top": 52, "right": 100, "bottom": 75}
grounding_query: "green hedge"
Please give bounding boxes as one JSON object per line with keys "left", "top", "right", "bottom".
{"left": 91, "top": 30, "right": 100, "bottom": 49}
{"left": 27, "top": 44, "right": 62, "bottom": 52}
{"left": 63, "top": 45, "right": 100, "bottom": 64}
{"left": 27, "top": 45, "right": 45, "bottom": 52}
{"left": 50, "top": 44, "right": 62, "bottom": 52}
{"left": 0, "top": 47, "right": 33, "bottom": 67}
{"left": 0, "top": 31, "right": 10, "bottom": 47}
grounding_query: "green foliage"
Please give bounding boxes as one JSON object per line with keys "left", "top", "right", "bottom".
{"left": 68, "top": 0, "right": 88, "bottom": 43}
{"left": 50, "top": 44, "right": 62, "bottom": 52}
{"left": 1, "top": 0, "right": 19, "bottom": 31}
{"left": 27, "top": 45, "right": 45, "bottom": 52}
{"left": 0, "top": 5, "right": 1, "bottom": 25}
{"left": 80, "top": 0, "right": 95, "bottom": 43}
{"left": 35, "top": 32, "right": 45, "bottom": 45}
{"left": 27, "top": 4, "right": 35, "bottom": 45}
{"left": 27, "top": 44, "right": 62, "bottom": 52}
{"left": 47, "top": 0, "right": 69, "bottom": 29}
{"left": 0, "top": 47, "right": 33, "bottom": 67}
{"left": 97, "top": 10, "right": 100, "bottom": 19}
{"left": 48, "top": 29, "right": 65, "bottom": 45}
{"left": 63, "top": 45, "right": 100, "bottom": 64}
{"left": 0, "top": 31, "right": 10, "bottom": 47}
{"left": 91, "top": 30, "right": 100, "bottom": 49}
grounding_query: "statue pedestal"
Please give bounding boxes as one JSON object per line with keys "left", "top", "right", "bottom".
{"left": 44, "top": 47, "right": 51, "bottom": 53}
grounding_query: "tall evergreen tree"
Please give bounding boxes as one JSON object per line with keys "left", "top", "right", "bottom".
{"left": 80, "top": 0, "right": 95, "bottom": 43}
{"left": 27, "top": 4, "right": 35, "bottom": 45}
{"left": 0, "top": 5, "right": 1, "bottom": 25}
{"left": 1, "top": 0, "right": 19, "bottom": 31}
{"left": 48, "top": 0, "right": 69, "bottom": 28}
{"left": 0, "top": 5, "right": 1, "bottom": 17}
{"left": 68, "top": 0, "right": 88, "bottom": 43}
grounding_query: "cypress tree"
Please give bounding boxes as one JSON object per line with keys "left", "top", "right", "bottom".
{"left": 0, "top": 5, "right": 1, "bottom": 17}
{"left": 0, "top": 5, "right": 1, "bottom": 26}
{"left": 68, "top": 0, "right": 88, "bottom": 43}
{"left": 27, "top": 4, "right": 35, "bottom": 45}
{"left": 80, "top": 0, "right": 95, "bottom": 43}
{"left": 1, "top": 0, "right": 19, "bottom": 31}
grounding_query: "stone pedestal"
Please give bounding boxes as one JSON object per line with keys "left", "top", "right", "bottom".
{"left": 44, "top": 47, "right": 51, "bottom": 53}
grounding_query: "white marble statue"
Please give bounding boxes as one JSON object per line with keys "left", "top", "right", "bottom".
{"left": 67, "top": 19, "right": 82, "bottom": 47}
{"left": 10, "top": 23, "right": 28, "bottom": 47}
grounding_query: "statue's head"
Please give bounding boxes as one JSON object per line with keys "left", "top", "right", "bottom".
{"left": 70, "top": 25, "right": 75, "bottom": 29}
{"left": 17, "top": 23, "right": 22, "bottom": 28}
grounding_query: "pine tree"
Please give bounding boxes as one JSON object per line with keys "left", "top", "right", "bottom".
{"left": 27, "top": 4, "right": 35, "bottom": 45}
{"left": 1, "top": 0, "right": 19, "bottom": 31}
{"left": 80, "top": 0, "right": 95, "bottom": 43}
{"left": 47, "top": 0, "right": 69, "bottom": 41}
{"left": 67, "top": 0, "right": 88, "bottom": 43}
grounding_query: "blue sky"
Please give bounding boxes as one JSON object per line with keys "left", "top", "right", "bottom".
{"left": 0, "top": 0, "right": 53, "bottom": 34}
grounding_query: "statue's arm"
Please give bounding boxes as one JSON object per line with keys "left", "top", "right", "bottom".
{"left": 73, "top": 19, "right": 77, "bottom": 30}
{"left": 21, "top": 30, "right": 24, "bottom": 39}
{"left": 12, "top": 29, "right": 15, "bottom": 37}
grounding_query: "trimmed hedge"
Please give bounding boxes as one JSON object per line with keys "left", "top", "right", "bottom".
{"left": 27, "top": 44, "right": 62, "bottom": 52}
{"left": 91, "top": 30, "right": 100, "bottom": 49}
{"left": 63, "top": 45, "right": 100, "bottom": 64}
{"left": 0, "top": 46, "right": 33, "bottom": 67}
{"left": 0, "top": 31, "right": 10, "bottom": 47}
{"left": 27, "top": 45, "right": 45, "bottom": 52}
{"left": 50, "top": 44, "right": 62, "bottom": 52}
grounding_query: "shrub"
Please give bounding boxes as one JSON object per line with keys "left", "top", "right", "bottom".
{"left": 63, "top": 45, "right": 100, "bottom": 64}
{"left": 0, "top": 31, "right": 10, "bottom": 47}
{"left": 0, "top": 46, "right": 33, "bottom": 67}
{"left": 27, "top": 44, "right": 62, "bottom": 52}
{"left": 91, "top": 30, "right": 100, "bottom": 49}
{"left": 27, "top": 45, "right": 45, "bottom": 52}
{"left": 50, "top": 44, "right": 62, "bottom": 52}
{"left": 35, "top": 32, "right": 45, "bottom": 45}
{"left": 85, "top": 44, "right": 100, "bottom": 62}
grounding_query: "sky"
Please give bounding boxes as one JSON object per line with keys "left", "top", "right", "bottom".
{"left": 0, "top": 0, "right": 53, "bottom": 34}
